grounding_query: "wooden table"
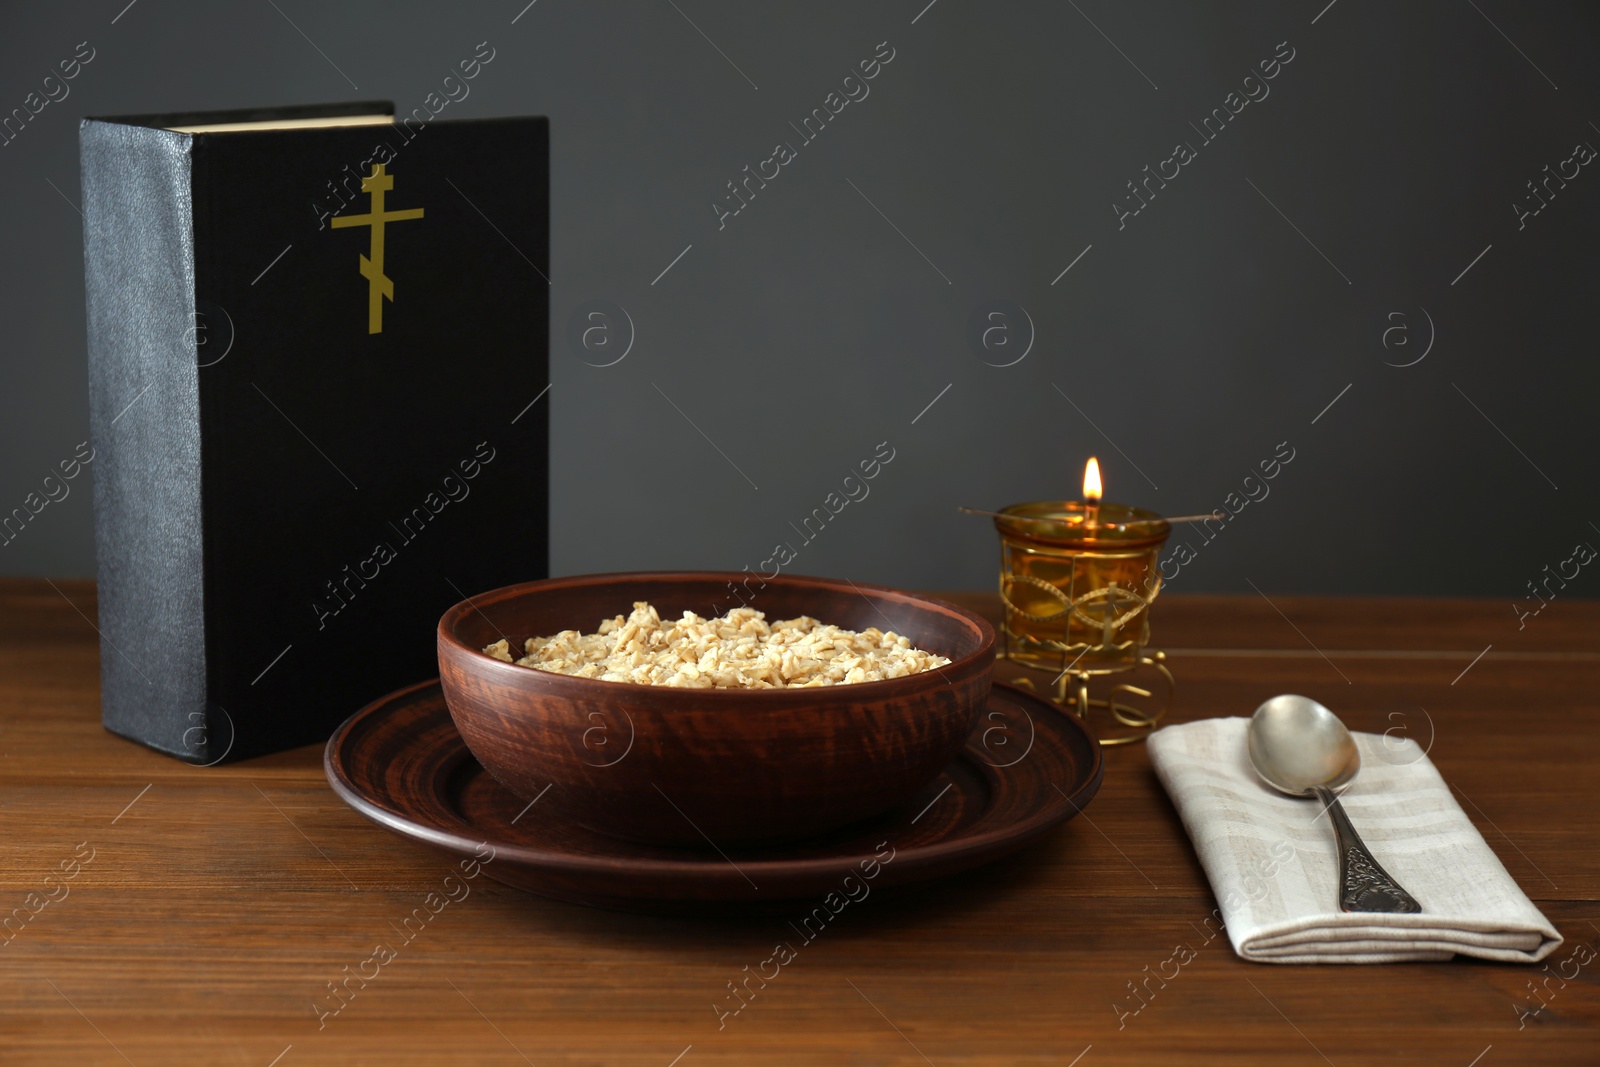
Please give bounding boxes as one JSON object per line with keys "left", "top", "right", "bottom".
{"left": 3, "top": 578, "right": 1596, "bottom": 1065}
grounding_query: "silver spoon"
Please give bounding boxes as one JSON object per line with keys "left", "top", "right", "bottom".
{"left": 1248, "top": 695, "right": 1421, "bottom": 914}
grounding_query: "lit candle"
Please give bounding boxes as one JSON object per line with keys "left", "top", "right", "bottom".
{"left": 990, "top": 459, "right": 1171, "bottom": 672}
{"left": 1083, "top": 456, "right": 1102, "bottom": 530}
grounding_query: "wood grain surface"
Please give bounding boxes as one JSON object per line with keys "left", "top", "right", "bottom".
{"left": 1, "top": 577, "right": 1596, "bottom": 1066}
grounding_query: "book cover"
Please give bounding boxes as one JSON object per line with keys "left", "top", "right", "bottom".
{"left": 81, "top": 101, "right": 549, "bottom": 762}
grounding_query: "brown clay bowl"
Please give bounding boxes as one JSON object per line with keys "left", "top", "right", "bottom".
{"left": 436, "top": 571, "right": 995, "bottom": 848}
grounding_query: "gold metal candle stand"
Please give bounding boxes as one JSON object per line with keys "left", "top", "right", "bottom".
{"left": 993, "top": 496, "right": 1174, "bottom": 746}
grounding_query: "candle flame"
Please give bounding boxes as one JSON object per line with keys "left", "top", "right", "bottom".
{"left": 1083, "top": 456, "right": 1103, "bottom": 503}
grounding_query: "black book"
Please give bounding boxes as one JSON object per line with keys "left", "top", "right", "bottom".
{"left": 80, "top": 102, "right": 549, "bottom": 763}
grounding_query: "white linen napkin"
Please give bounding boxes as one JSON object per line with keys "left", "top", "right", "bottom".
{"left": 1147, "top": 717, "right": 1562, "bottom": 964}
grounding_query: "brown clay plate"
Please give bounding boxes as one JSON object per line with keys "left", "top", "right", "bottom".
{"left": 324, "top": 680, "right": 1103, "bottom": 914}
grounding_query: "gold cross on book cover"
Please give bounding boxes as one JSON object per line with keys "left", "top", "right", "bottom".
{"left": 331, "top": 163, "right": 424, "bottom": 334}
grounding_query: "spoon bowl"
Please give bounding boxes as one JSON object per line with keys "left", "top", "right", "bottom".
{"left": 1247, "top": 694, "right": 1360, "bottom": 796}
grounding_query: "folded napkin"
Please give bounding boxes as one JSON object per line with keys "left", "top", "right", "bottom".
{"left": 1147, "top": 717, "right": 1562, "bottom": 964}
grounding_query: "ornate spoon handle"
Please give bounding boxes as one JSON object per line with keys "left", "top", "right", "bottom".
{"left": 1310, "top": 785, "right": 1421, "bottom": 913}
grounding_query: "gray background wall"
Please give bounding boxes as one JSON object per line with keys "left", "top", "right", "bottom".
{"left": 2, "top": 0, "right": 1596, "bottom": 599}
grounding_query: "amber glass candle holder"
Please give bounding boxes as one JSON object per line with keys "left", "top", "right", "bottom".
{"left": 994, "top": 500, "right": 1173, "bottom": 744}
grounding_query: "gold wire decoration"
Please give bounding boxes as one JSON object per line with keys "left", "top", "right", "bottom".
{"left": 1051, "top": 651, "right": 1174, "bottom": 746}
{"left": 993, "top": 498, "right": 1174, "bottom": 746}
{"left": 1000, "top": 647, "right": 1176, "bottom": 745}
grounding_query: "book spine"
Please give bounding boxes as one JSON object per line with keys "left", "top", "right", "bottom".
{"left": 80, "top": 120, "right": 212, "bottom": 762}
